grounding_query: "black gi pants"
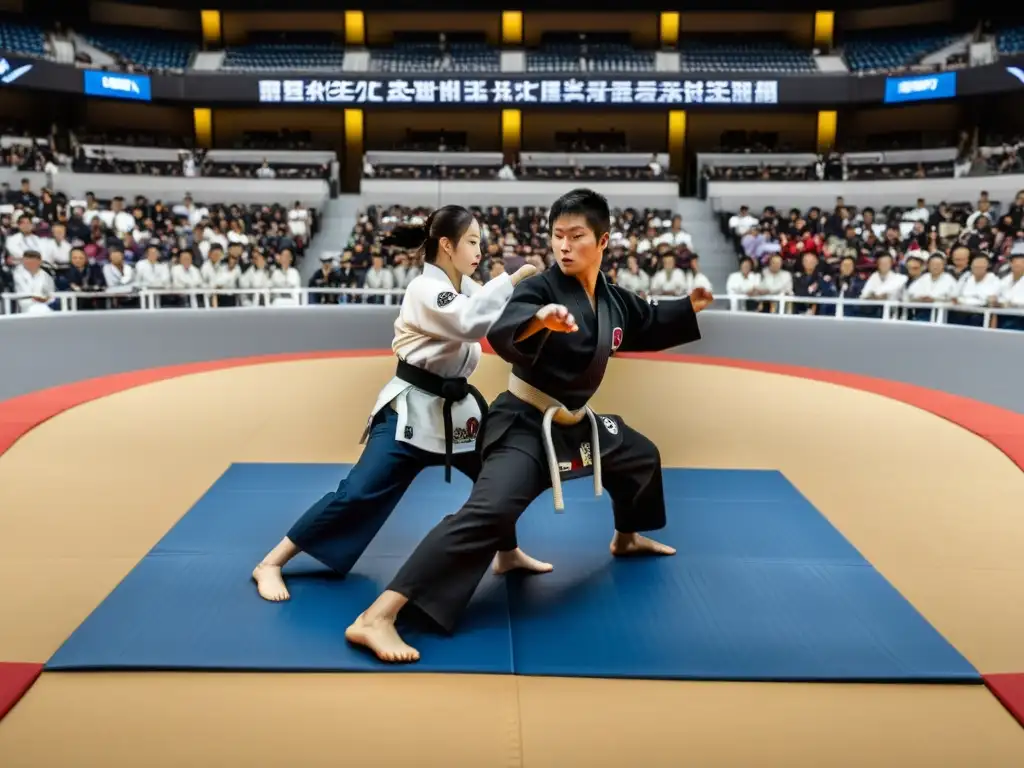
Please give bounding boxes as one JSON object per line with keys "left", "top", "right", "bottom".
{"left": 387, "top": 419, "right": 665, "bottom": 634}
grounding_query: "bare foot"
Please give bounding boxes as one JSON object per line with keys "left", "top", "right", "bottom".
{"left": 252, "top": 563, "right": 290, "bottom": 601}
{"left": 610, "top": 533, "right": 676, "bottom": 557}
{"left": 345, "top": 613, "right": 420, "bottom": 663}
{"left": 493, "top": 548, "right": 554, "bottom": 575}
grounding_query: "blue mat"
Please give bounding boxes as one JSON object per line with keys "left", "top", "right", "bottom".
{"left": 46, "top": 464, "right": 980, "bottom": 682}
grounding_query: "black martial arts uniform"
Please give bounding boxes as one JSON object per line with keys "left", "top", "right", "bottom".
{"left": 387, "top": 264, "right": 703, "bottom": 633}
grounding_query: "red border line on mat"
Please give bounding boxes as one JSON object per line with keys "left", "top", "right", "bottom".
{"left": 0, "top": 662, "right": 43, "bottom": 723}
{"left": 0, "top": 350, "right": 392, "bottom": 459}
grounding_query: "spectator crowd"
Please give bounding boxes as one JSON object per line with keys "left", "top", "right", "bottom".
{"left": 310, "top": 203, "right": 711, "bottom": 308}
{"left": 720, "top": 192, "right": 1024, "bottom": 330}
{"left": 0, "top": 177, "right": 318, "bottom": 315}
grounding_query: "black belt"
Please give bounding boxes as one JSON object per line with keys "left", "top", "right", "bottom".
{"left": 395, "top": 359, "right": 488, "bottom": 482}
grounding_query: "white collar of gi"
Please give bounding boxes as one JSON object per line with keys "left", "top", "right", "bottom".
{"left": 423, "top": 261, "right": 463, "bottom": 292}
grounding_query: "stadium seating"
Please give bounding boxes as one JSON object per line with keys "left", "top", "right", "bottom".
{"left": 678, "top": 40, "right": 817, "bottom": 74}
{"left": 82, "top": 27, "right": 197, "bottom": 71}
{"left": 369, "top": 42, "right": 500, "bottom": 74}
{"left": 841, "top": 31, "right": 960, "bottom": 72}
{"left": 0, "top": 19, "right": 46, "bottom": 57}
{"left": 525, "top": 42, "right": 655, "bottom": 74}
{"left": 996, "top": 25, "right": 1024, "bottom": 55}
{"left": 223, "top": 43, "right": 346, "bottom": 71}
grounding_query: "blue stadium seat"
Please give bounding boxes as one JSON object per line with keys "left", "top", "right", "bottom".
{"left": 84, "top": 30, "right": 197, "bottom": 71}
{"left": 678, "top": 41, "right": 817, "bottom": 74}
{"left": 997, "top": 25, "right": 1024, "bottom": 55}
{"left": 0, "top": 20, "right": 46, "bottom": 57}
{"left": 842, "top": 33, "right": 959, "bottom": 72}
{"left": 223, "top": 44, "right": 346, "bottom": 71}
{"left": 369, "top": 42, "right": 499, "bottom": 74}
{"left": 526, "top": 42, "right": 655, "bottom": 73}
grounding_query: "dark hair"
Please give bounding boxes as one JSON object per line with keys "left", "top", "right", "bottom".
{"left": 548, "top": 188, "right": 611, "bottom": 239}
{"left": 382, "top": 205, "right": 475, "bottom": 264}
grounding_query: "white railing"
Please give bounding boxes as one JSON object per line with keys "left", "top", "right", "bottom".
{"left": 3, "top": 288, "right": 1024, "bottom": 329}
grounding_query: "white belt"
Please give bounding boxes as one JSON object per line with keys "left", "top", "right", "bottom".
{"left": 507, "top": 373, "right": 603, "bottom": 512}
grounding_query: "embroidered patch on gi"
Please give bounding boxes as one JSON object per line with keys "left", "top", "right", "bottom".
{"left": 558, "top": 461, "right": 573, "bottom": 473}
{"left": 602, "top": 417, "right": 619, "bottom": 435}
{"left": 436, "top": 291, "right": 457, "bottom": 308}
{"left": 466, "top": 417, "right": 480, "bottom": 437}
{"left": 580, "top": 442, "right": 593, "bottom": 467}
{"left": 404, "top": 425, "right": 414, "bottom": 439}
{"left": 611, "top": 327, "right": 623, "bottom": 350}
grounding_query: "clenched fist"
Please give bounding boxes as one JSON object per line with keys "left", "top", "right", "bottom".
{"left": 510, "top": 264, "right": 538, "bottom": 286}
{"left": 535, "top": 303, "right": 579, "bottom": 333}
{"left": 690, "top": 287, "right": 714, "bottom": 313}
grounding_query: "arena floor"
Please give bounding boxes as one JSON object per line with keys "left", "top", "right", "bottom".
{"left": 2, "top": 351, "right": 1024, "bottom": 767}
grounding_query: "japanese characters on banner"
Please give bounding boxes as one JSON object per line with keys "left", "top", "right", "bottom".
{"left": 256, "top": 77, "right": 780, "bottom": 106}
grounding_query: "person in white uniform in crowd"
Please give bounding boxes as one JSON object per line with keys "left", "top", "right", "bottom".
{"left": 649, "top": 253, "right": 687, "bottom": 298}
{"left": 252, "top": 205, "right": 551, "bottom": 603}
{"left": 171, "top": 250, "right": 205, "bottom": 307}
{"left": 686, "top": 255, "right": 713, "bottom": 296}
{"left": 136, "top": 245, "right": 171, "bottom": 289}
{"left": 614, "top": 254, "right": 650, "bottom": 297}
{"left": 952, "top": 252, "right": 1002, "bottom": 327}
{"left": 753, "top": 253, "right": 793, "bottom": 312}
{"left": 998, "top": 251, "right": 1024, "bottom": 330}
{"left": 12, "top": 250, "right": 55, "bottom": 315}
{"left": 240, "top": 249, "right": 272, "bottom": 306}
{"left": 860, "top": 253, "right": 907, "bottom": 305}
{"left": 363, "top": 251, "right": 396, "bottom": 304}
{"left": 270, "top": 247, "right": 302, "bottom": 305}
{"left": 725, "top": 256, "right": 761, "bottom": 310}
{"left": 904, "top": 252, "right": 958, "bottom": 321}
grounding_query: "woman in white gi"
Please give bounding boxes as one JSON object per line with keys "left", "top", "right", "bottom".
{"left": 253, "top": 205, "right": 550, "bottom": 602}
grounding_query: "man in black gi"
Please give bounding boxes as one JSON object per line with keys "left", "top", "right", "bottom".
{"left": 346, "top": 188, "right": 713, "bottom": 662}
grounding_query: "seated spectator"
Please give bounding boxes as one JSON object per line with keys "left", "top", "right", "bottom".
{"left": 792, "top": 252, "right": 836, "bottom": 316}
{"left": 951, "top": 253, "right": 1001, "bottom": 327}
{"left": 904, "top": 253, "right": 958, "bottom": 321}
{"left": 687, "top": 255, "right": 713, "bottom": 296}
{"left": 363, "top": 251, "right": 395, "bottom": 305}
{"left": 12, "top": 250, "right": 55, "bottom": 315}
{"left": 615, "top": 254, "right": 650, "bottom": 298}
{"left": 755, "top": 253, "right": 793, "bottom": 312}
{"left": 171, "top": 250, "right": 204, "bottom": 307}
{"left": 650, "top": 253, "right": 687, "bottom": 298}
{"left": 998, "top": 251, "right": 1024, "bottom": 330}
{"left": 270, "top": 248, "right": 302, "bottom": 305}
{"left": 860, "top": 253, "right": 907, "bottom": 317}
{"left": 725, "top": 256, "right": 761, "bottom": 311}
{"left": 309, "top": 254, "right": 341, "bottom": 304}
{"left": 241, "top": 249, "right": 272, "bottom": 306}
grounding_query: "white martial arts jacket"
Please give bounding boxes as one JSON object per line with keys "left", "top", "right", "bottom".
{"left": 367, "top": 262, "right": 515, "bottom": 455}
{"left": 1000, "top": 273, "right": 1024, "bottom": 307}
